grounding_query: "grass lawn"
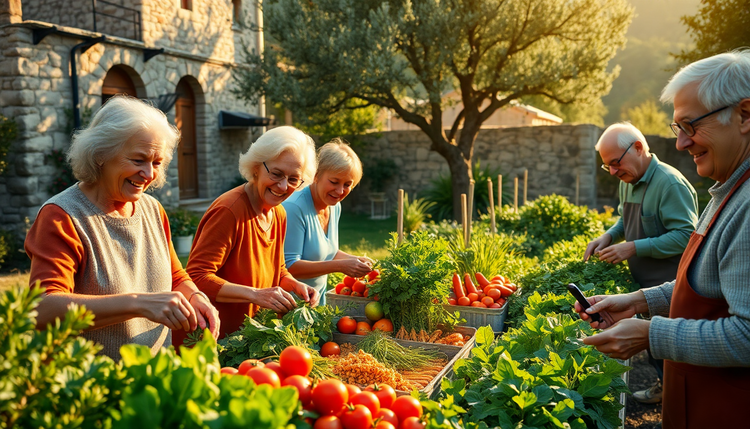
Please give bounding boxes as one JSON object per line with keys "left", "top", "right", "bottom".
{"left": 338, "top": 211, "right": 396, "bottom": 261}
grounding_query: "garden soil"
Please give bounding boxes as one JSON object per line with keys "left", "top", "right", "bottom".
{"left": 625, "top": 350, "right": 662, "bottom": 429}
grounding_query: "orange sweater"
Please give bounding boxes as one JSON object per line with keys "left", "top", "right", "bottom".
{"left": 184, "top": 185, "right": 291, "bottom": 339}
{"left": 26, "top": 204, "right": 190, "bottom": 294}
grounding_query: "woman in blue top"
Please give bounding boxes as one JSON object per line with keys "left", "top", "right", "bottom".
{"left": 283, "top": 139, "right": 373, "bottom": 305}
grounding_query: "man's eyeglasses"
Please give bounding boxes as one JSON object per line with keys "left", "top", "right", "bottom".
{"left": 263, "top": 162, "right": 304, "bottom": 188}
{"left": 670, "top": 105, "right": 732, "bottom": 137}
{"left": 601, "top": 141, "right": 635, "bottom": 173}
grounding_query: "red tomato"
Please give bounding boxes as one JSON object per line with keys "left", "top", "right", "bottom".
{"left": 314, "top": 415, "right": 344, "bottom": 429}
{"left": 321, "top": 341, "right": 341, "bottom": 357}
{"left": 312, "top": 379, "right": 349, "bottom": 415}
{"left": 343, "top": 276, "right": 356, "bottom": 288}
{"left": 467, "top": 292, "right": 479, "bottom": 303}
{"left": 220, "top": 367, "right": 238, "bottom": 375}
{"left": 340, "top": 287, "right": 352, "bottom": 296}
{"left": 367, "top": 270, "right": 379, "bottom": 281}
{"left": 238, "top": 359, "right": 265, "bottom": 375}
{"left": 350, "top": 391, "right": 380, "bottom": 415}
{"left": 355, "top": 321, "right": 372, "bottom": 336}
{"left": 264, "top": 361, "right": 286, "bottom": 380}
{"left": 335, "top": 283, "right": 346, "bottom": 294}
{"left": 280, "top": 346, "right": 313, "bottom": 377}
{"left": 447, "top": 298, "right": 457, "bottom": 305}
{"left": 391, "top": 396, "right": 422, "bottom": 421}
{"left": 489, "top": 302, "right": 502, "bottom": 309}
{"left": 400, "top": 416, "right": 426, "bottom": 429}
{"left": 375, "top": 422, "right": 396, "bottom": 429}
{"left": 457, "top": 296, "right": 471, "bottom": 306}
{"left": 365, "top": 384, "right": 397, "bottom": 409}
{"left": 373, "top": 408, "right": 399, "bottom": 427}
{"left": 351, "top": 291, "right": 363, "bottom": 297}
{"left": 337, "top": 316, "right": 358, "bottom": 334}
{"left": 340, "top": 404, "right": 373, "bottom": 429}
{"left": 246, "top": 367, "right": 281, "bottom": 388}
{"left": 372, "top": 319, "right": 394, "bottom": 333}
{"left": 481, "top": 296, "right": 495, "bottom": 306}
{"left": 486, "top": 288, "right": 502, "bottom": 301}
{"left": 352, "top": 280, "right": 367, "bottom": 294}
{"left": 346, "top": 384, "right": 362, "bottom": 398}
{"left": 282, "top": 375, "right": 312, "bottom": 405}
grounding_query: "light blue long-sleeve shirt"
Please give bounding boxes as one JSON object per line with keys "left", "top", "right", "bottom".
{"left": 282, "top": 187, "right": 340, "bottom": 305}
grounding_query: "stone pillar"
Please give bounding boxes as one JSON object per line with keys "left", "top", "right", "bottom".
{"left": 0, "top": 0, "right": 23, "bottom": 25}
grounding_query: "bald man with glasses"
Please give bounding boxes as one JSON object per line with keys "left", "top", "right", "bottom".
{"left": 584, "top": 122, "right": 699, "bottom": 404}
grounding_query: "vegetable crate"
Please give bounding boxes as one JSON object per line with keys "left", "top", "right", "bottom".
{"left": 444, "top": 300, "right": 509, "bottom": 333}
{"left": 326, "top": 292, "right": 371, "bottom": 316}
{"left": 332, "top": 325, "right": 476, "bottom": 400}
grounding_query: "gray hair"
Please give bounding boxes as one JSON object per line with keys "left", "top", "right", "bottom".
{"left": 67, "top": 96, "right": 180, "bottom": 188}
{"left": 238, "top": 126, "right": 317, "bottom": 186}
{"left": 661, "top": 50, "right": 750, "bottom": 124}
{"left": 317, "top": 138, "right": 363, "bottom": 187}
{"left": 595, "top": 122, "right": 650, "bottom": 152}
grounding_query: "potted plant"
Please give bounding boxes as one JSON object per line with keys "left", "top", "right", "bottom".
{"left": 166, "top": 207, "right": 200, "bottom": 256}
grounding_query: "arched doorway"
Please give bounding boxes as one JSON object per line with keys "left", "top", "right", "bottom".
{"left": 175, "top": 79, "right": 198, "bottom": 199}
{"left": 101, "top": 66, "right": 137, "bottom": 104}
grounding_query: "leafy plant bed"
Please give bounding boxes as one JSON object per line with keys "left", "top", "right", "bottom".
{"left": 444, "top": 297, "right": 510, "bottom": 333}
{"left": 332, "top": 326, "right": 476, "bottom": 400}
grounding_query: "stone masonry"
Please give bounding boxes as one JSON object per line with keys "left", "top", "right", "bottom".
{"left": 0, "top": 0, "right": 263, "bottom": 237}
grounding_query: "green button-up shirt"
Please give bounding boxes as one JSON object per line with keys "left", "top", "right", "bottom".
{"left": 606, "top": 154, "right": 698, "bottom": 258}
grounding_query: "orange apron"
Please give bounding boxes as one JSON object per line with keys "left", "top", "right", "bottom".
{"left": 662, "top": 169, "right": 750, "bottom": 429}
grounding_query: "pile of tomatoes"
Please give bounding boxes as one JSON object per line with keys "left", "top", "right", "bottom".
{"left": 448, "top": 272, "right": 517, "bottom": 309}
{"left": 221, "top": 345, "right": 426, "bottom": 429}
{"left": 334, "top": 270, "right": 380, "bottom": 298}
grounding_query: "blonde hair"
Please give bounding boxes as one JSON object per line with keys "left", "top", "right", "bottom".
{"left": 67, "top": 96, "right": 180, "bottom": 188}
{"left": 238, "top": 126, "right": 317, "bottom": 186}
{"left": 316, "top": 138, "right": 363, "bottom": 187}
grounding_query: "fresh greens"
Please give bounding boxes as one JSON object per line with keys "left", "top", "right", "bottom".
{"left": 357, "top": 329, "right": 445, "bottom": 371}
{"left": 370, "top": 231, "right": 460, "bottom": 333}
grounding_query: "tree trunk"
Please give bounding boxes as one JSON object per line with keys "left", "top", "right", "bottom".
{"left": 446, "top": 152, "right": 473, "bottom": 221}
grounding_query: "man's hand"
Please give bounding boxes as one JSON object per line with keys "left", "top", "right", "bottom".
{"left": 583, "top": 318, "right": 651, "bottom": 360}
{"left": 597, "top": 242, "right": 636, "bottom": 264}
{"left": 584, "top": 234, "right": 613, "bottom": 261}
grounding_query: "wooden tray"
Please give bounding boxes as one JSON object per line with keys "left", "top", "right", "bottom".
{"left": 332, "top": 324, "right": 476, "bottom": 399}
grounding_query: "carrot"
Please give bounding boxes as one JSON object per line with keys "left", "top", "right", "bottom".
{"left": 475, "top": 272, "right": 491, "bottom": 288}
{"left": 497, "top": 284, "right": 514, "bottom": 297}
{"left": 464, "top": 273, "right": 479, "bottom": 294}
{"left": 452, "top": 273, "right": 466, "bottom": 299}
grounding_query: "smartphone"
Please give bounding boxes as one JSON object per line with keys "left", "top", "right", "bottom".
{"left": 566, "top": 283, "right": 601, "bottom": 323}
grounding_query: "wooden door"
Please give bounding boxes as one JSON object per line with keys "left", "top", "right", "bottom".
{"left": 175, "top": 80, "right": 198, "bottom": 199}
{"left": 102, "top": 67, "right": 137, "bottom": 104}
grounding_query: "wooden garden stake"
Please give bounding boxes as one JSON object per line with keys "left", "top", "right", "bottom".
{"left": 488, "top": 178, "right": 496, "bottom": 234}
{"left": 468, "top": 180, "right": 475, "bottom": 237}
{"left": 462, "top": 193, "right": 469, "bottom": 248}
{"left": 575, "top": 173, "right": 580, "bottom": 206}
{"left": 498, "top": 174, "right": 503, "bottom": 208}
{"left": 523, "top": 169, "right": 528, "bottom": 205}
{"left": 514, "top": 176, "right": 519, "bottom": 213}
{"left": 397, "top": 189, "right": 404, "bottom": 245}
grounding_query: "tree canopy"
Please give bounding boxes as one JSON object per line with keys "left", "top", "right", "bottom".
{"left": 236, "top": 0, "right": 632, "bottom": 218}
{"left": 675, "top": 0, "right": 750, "bottom": 64}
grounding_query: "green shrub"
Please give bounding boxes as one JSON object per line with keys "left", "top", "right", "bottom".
{"left": 402, "top": 193, "right": 435, "bottom": 233}
{"left": 165, "top": 207, "right": 200, "bottom": 237}
{"left": 0, "top": 115, "right": 18, "bottom": 175}
{"left": 363, "top": 158, "right": 398, "bottom": 193}
{"left": 46, "top": 148, "right": 77, "bottom": 194}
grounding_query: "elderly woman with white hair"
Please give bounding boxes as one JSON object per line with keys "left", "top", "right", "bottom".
{"left": 25, "top": 96, "right": 220, "bottom": 361}
{"left": 182, "top": 126, "right": 320, "bottom": 340}
{"left": 282, "top": 138, "right": 373, "bottom": 305}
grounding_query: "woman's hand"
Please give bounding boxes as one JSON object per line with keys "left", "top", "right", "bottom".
{"left": 188, "top": 292, "right": 221, "bottom": 339}
{"left": 138, "top": 291, "right": 198, "bottom": 332}
{"left": 583, "top": 318, "right": 651, "bottom": 360}
{"left": 574, "top": 291, "right": 648, "bottom": 329}
{"left": 252, "top": 286, "right": 298, "bottom": 313}
{"left": 291, "top": 281, "right": 320, "bottom": 307}
{"left": 338, "top": 257, "right": 373, "bottom": 278}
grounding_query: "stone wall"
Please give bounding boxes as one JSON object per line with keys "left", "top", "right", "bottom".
{"left": 23, "top": 0, "right": 143, "bottom": 41}
{"left": 343, "top": 125, "right": 601, "bottom": 215}
{"left": 0, "top": 0, "right": 262, "bottom": 237}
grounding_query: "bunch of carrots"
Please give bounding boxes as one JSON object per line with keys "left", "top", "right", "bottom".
{"left": 448, "top": 272, "right": 518, "bottom": 308}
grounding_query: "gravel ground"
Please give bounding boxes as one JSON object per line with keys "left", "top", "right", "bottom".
{"left": 625, "top": 351, "right": 662, "bottom": 429}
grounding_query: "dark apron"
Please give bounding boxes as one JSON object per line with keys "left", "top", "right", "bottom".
{"left": 662, "top": 168, "right": 750, "bottom": 429}
{"left": 623, "top": 181, "right": 682, "bottom": 288}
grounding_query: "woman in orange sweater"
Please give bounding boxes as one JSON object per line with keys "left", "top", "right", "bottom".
{"left": 181, "top": 126, "right": 320, "bottom": 341}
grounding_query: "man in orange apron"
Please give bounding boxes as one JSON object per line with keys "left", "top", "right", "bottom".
{"left": 584, "top": 122, "right": 699, "bottom": 403}
{"left": 576, "top": 50, "right": 750, "bottom": 429}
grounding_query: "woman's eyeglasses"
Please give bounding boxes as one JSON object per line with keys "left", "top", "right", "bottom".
{"left": 263, "top": 162, "right": 304, "bottom": 188}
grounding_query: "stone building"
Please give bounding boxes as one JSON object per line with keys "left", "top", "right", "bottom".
{"left": 0, "top": 0, "right": 266, "bottom": 237}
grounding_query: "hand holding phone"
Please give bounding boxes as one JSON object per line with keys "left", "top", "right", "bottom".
{"left": 567, "top": 283, "right": 602, "bottom": 323}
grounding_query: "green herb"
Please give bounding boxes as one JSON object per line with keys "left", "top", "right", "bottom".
{"left": 356, "top": 329, "right": 445, "bottom": 371}
{"left": 370, "top": 231, "right": 459, "bottom": 333}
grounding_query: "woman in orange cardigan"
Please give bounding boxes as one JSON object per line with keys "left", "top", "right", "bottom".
{"left": 179, "top": 126, "right": 320, "bottom": 341}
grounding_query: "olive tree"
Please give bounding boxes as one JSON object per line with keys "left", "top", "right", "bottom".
{"left": 236, "top": 0, "right": 632, "bottom": 218}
